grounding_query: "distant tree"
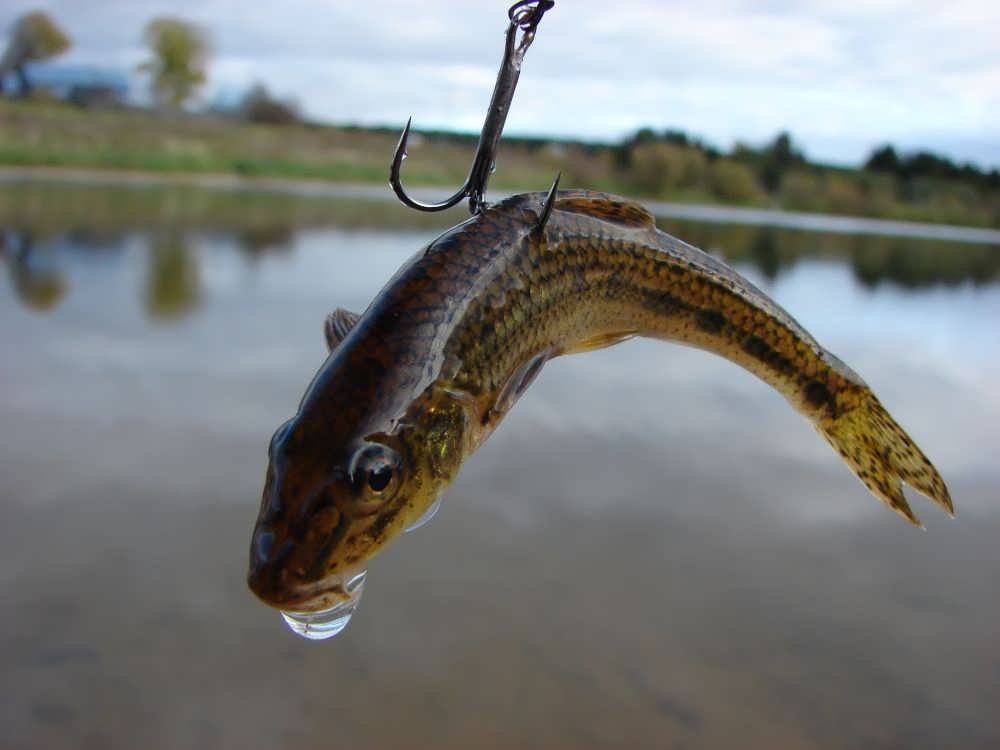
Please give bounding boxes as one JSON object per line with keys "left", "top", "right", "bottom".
{"left": 770, "top": 132, "right": 800, "bottom": 162}
{"left": 758, "top": 131, "right": 805, "bottom": 192}
{"left": 660, "top": 128, "right": 720, "bottom": 159}
{"left": 629, "top": 141, "right": 707, "bottom": 197}
{"left": 707, "top": 159, "right": 766, "bottom": 204}
{"left": 731, "top": 142, "right": 757, "bottom": 162}
{"left": 632, "top": 127, "right": 658, "bottom": 145}
{"left": 618, "top": 127, "right": 719, "bottom": 169}
{"left": 822, "top": 172, "right": 865, "bottom": 214}
{"left": 779, "top": 170, "right": 824, "bottom": 212}
{"left": 903, "top": 150, "right": 961, "bottom": 181}
{"left": 661, "top": 129, "right": 690, "bottom": 147}
{"left": 138, "top": 17, "right": 209, "bottom": 108}
{"left": 240, "top": 83, "right": 299, "bottom": 125}
{"left": 0, "top": 11, "right": 71, "bottom": 97}
{"left": 865, "top": 144, "right": 901, "bottom": 174}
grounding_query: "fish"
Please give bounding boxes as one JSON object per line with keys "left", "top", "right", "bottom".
{"left": 247, "top": 189, "right": 953, "bottom": 613}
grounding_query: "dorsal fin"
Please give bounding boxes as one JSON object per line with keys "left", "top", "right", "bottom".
{"left": 324, "top": 308, "right": 360, "bottom": 352}
{"left": 553, "top": 191, "right": 656, "bottom": 229}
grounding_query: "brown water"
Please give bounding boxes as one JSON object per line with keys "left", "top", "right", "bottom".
{"left": 1, "top": 182, "right": 998, "bottom": 749}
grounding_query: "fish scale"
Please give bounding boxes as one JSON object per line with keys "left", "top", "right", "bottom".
{"left": 248, "top": 188, "right": 952, "bottom": 618}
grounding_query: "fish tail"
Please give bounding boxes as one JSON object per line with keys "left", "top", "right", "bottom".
{"left": 815, "top": 387, "right": 953, "bottom": 526}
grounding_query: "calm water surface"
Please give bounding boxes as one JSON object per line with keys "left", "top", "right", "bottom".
{"left": 1, "top": 182, "right": 998, "bottom": 749}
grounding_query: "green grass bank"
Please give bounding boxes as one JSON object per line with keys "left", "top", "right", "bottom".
{"left": 1, "top": 99, "right": 997, "bottom": 228}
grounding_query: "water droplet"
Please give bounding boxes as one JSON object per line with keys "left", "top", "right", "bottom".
{"left": 279, "top": 570, "right": 366, "bottom": 640}
{"left": 405, "top": 495, "right": 442, "bottom": 533}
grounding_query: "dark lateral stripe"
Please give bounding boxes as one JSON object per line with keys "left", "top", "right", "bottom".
{"left": 695, "top": 309, "right": 727, "bottom": 334}
{"left": 804, "top": 380, "right": 833, "bottom": 408}
{"left": 741, "top": 334, "right": 796, "bottom": 377}
{"left": 638, "top": 288, "right": 689, "bottom": 316}
{"left": 638, "top": 288, "right": 733, "bottom": 338}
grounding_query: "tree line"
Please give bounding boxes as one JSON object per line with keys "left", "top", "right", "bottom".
{"left": 615, "top": 128, "right": 998, "bottom": 201}
{"left": 1, "top": 10, "right": 295, "bottom": 121}
{"left": 865, "top": 145, "right": 999, "bottom": 192}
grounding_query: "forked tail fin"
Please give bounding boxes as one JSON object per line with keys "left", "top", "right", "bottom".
{"left": 817, "top": 388, "right": 953, "bottom": 526}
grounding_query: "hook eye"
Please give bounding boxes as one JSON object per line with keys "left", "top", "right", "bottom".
{"left": 509, "top": 0, "right": 554, "bottom": 29}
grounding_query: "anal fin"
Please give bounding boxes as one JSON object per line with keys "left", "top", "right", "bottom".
{"left": 562, "top": 331, "right": 637, "bottom": 355}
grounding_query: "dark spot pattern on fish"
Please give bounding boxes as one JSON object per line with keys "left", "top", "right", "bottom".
{"left": 248, "top": 188, "right": 952, "bottom": 613}
{"left": 695, "top": 309, "right": 727, "bottom": 334}
{"left": 805, "top": 380, "right": 833, "bottom": 409}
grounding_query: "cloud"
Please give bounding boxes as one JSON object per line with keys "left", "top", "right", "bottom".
{"left": 3, "top": 0, "right": 997, "bottom": 167}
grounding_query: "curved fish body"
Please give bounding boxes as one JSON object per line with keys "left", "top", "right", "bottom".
{"left": 248, "top": 190, "right": 952, "bottom": 612}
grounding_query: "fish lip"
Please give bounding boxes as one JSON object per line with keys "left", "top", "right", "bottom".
{"left": 248, "top": 564, "right": 364, "bottom": 613}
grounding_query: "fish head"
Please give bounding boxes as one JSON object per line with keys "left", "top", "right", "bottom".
{"left": 247, "top": 361, "right": 472, "bottom": 613}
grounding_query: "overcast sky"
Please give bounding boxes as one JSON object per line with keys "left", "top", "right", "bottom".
{"left": 4, "top": 0, "right": 998, "bottom": 168}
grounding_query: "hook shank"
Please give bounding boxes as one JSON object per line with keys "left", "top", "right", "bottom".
{"left": 390, "top": 1, "right": 555, "bottom": 214}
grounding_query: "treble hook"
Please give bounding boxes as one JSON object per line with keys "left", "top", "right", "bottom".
{"left": 389, "top": 0, "right": 555, "bottom": 214}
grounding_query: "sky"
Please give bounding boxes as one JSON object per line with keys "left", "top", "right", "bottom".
{"left": 4, "top": 0, "right": 999, "bottom": 168}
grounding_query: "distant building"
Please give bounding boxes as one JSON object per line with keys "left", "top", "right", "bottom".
{"left": 1, "top": 62, "right": 129, "bottom": 106}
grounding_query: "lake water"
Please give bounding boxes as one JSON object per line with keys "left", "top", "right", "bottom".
{"left": 1, "top": 180, "right": 998, "bottom": 749}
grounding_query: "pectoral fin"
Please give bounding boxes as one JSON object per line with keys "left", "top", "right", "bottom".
{"left": 493, "top": 350, "right": 551, "bottom": 416}
{"left": 324, "top": 308, "right": 360, "bottom": 352}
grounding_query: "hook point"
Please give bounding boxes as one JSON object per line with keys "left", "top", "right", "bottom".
{"left": 396, "top": 116, "right": 413, "bottom": 158}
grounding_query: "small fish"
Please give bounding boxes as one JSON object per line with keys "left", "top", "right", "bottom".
{"left": 247, "top": 190, "right": 952, "bottom": 613}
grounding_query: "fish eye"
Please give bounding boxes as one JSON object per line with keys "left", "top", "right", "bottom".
{"left": 349, "top": 443, "right": 401, "bottom": 502}
{"left": 367, "top": 462, "right": 393, "bottom": 492}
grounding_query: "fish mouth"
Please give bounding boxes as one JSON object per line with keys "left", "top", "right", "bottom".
{"left": 248, "top": 563, "right": 365, "bottom": 613}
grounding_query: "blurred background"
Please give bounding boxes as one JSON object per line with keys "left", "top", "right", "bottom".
{"left": 1, "top": 2, "right": 998, "bottom": 749}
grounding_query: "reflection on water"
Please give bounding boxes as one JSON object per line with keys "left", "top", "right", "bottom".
{"left": 1, "top": 230, "right": 68, "bottom": 311}
{"left": 2, "top": 184, "right": 998, "bottom": 321}
{"left": 235, "top": 224, "right": 295, "bottom": 260}
{"left": 659, "top": 218, "right": 1000, "bottom": 289}
{"left": 145, "top": 231, "right": 201, "bottom": 320}
{"left": 1, "top": 181, "right": 999, "bottom": 749}
{"left": 0, "top": 207, "right": 1000, "bottom": 319}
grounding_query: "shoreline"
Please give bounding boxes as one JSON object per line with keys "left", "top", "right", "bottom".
{"left": 2, "top": 165, "right": 999, "bottom": 245}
